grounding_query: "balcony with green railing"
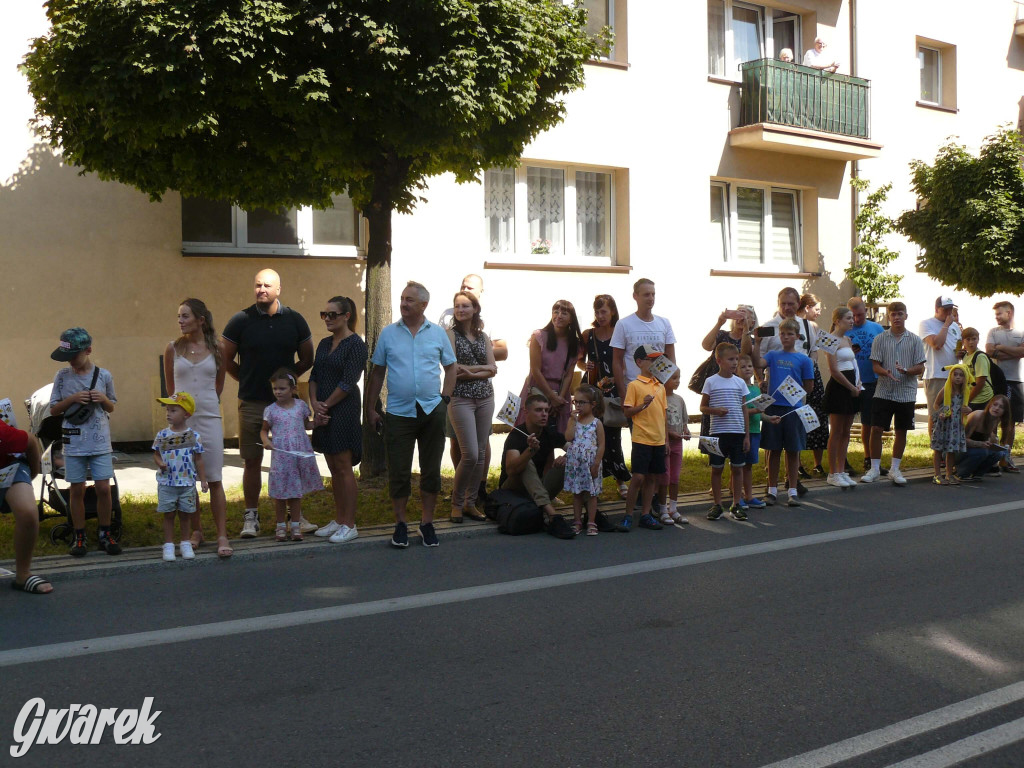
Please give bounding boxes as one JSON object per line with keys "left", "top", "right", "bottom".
{"left": 729, "top": 58, "right": 881, "bottom": 161}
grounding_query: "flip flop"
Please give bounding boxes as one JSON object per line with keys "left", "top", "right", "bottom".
{"left": 216, "top": 537, "right": 234, "bottom": 559}
{"left": 12, "top": 575, "right": 53, "bottom": 594}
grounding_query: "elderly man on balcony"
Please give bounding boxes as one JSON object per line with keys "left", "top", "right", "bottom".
{"left": 803, "top": 38, "right": 839, "bottom": 73}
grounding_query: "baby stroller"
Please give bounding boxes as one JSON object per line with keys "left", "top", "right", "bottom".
{"left": 25, "top": 384, "right": 123, "bottom": 545}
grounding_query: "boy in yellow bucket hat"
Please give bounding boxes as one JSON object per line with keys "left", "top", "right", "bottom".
{"left": 153, "top": 392, "right": 208, "bottom": 561}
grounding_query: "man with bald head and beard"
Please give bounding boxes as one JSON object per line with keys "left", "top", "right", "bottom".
{"left": 221, "top": 269, "right": 314, "bottom": 538}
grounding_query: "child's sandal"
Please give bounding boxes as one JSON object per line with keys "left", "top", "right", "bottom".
{"left": 275, "top": 524, "right": 287, "bottom": 542}
{"left": 586, "top": 522, "right": 599, "bottom": 536}
{"left": 571, "top": 520, "right": 583, "bottom": 535}
{"left": 290, "top": 523, "right": 303, "bottom": 542}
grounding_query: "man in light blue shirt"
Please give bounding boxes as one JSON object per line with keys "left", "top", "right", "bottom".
{"left": 366, "top": 281, "right": 456, "bottom": 549}
{"left": 845, "top": 297, "right": 884, "bottom": 473}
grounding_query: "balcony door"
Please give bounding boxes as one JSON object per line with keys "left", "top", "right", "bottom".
{"left": 772, "top": 13, "right": 799, "bottom": 60}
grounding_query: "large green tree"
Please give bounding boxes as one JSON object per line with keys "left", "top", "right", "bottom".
{"left": 896, "top": 126, "right": 1024, "bottom": 297}
{"left": 24, "top": 0, "right": 601, "bottom": 474}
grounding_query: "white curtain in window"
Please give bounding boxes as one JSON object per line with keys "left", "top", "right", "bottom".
{"left": 707, "top": 0, "right": 726, "bottom": 76}
{"left": 710, "top": 184, "right": 728, "bottom": 261}
{"left": 576, "top": 171, "right": 609, "bottom": 257}
{"left": 732, "top": 4, "right": 763, "bottom": 72}
{"left": 484, "top": 167, "right": 515, "bottom": 253}
{"left": 770, "top": 191, "right": 798, "bottom": 264}
{"left": 736, "top": 187, "right": 764, "bottom": 261}
{"left": 527, "top": 167, "right": 564, "bottom": 252}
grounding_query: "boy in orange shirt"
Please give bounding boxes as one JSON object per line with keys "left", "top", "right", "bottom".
{"left": 620, "top": 346, "right": 668, "bottom": 531}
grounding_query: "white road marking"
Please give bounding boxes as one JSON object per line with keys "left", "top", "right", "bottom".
{"left": 757, "top": 682, "right": 1024, "bottom": 768}
{"left": 0, "top": 501, "right": 1020, "bottom": 668}
{"left": 884, "top": 715, "right": 1024, "bottom": 767}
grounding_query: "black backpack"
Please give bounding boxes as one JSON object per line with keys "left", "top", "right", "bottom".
{"left": 966, "top": 351, "right": 1008, "bottom": 399}
{"left": 486, "top": 489, "right": 545, "bottom": 535}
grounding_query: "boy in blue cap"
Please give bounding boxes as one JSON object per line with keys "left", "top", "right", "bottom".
{"left": 49, "top": 327, "right": 121, "bottom": 557}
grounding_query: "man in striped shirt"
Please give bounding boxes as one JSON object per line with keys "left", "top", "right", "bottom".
{"left": 862, "top": 302, "right": 926, "bottom": 486}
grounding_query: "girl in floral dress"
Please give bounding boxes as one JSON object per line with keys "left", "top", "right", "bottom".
{"left": 930, "top": 364, "right": 970, "bottom": 485}
{"left": 563, "top": 384, "right": 606, "bottom": 536}
{"left": 260, "top": 368, "right": 324, "bottom": 541}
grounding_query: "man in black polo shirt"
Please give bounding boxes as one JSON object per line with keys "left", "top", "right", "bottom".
{"left": 221, "top": 268, "right": 314, "bottom": 538}
{"left": 499, "top": 393, "right": 574, "bottom": 537}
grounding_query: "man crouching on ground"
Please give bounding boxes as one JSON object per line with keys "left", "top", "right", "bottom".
{"left": 498, "top": 393, "right": 574, "bottom": 538}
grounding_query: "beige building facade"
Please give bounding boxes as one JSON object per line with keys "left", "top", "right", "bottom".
{"left": 3, "top": 1, "right": 1024, "bottom": 440}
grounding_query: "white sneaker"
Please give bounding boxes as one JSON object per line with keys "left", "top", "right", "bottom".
{"left": 315, "top": 520, "right": 342, "bottom": 538}
{"left": 240, "top": 511, "right": 259, "bottom": 538}
{"left": 329, "top": 524, "right": 358, "bottom": 544}
{"left": 890, "top": 467, "right": 907, "bottom": 485}
{"left": 180, "top": 541, "right": 195, "bottom": 559}
{"left": 162, "top": 543, "right": 176, "bottom": 562}
{"left": 299, "top": 516, "right": 318, "bottom": 534}
{"left": 839, "top": 473, "right": 857, "bottom": 487}
{"left": 827, "top": 473, "right": 845, "bottom": 487}
{"left": 861, "top": 468, "right": 880, "bottom": 483}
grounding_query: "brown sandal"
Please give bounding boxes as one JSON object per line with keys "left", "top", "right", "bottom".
{"left": 216, "top": 536, "right": 233, "bottom": 558}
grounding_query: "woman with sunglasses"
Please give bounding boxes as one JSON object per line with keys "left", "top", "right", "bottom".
{"left": 308, "top": 296, "right": 368, "bottom": 543}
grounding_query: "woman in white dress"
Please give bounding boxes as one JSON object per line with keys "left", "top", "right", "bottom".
{"left": 163, "top": 298, "right": 230, "bottom": 557}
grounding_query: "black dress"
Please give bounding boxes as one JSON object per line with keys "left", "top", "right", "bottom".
{"left": 310, "top": 334, "right": 368, "bottom": 464}
{"left": 583, "top": 329, "right": 631, "bottom": 483}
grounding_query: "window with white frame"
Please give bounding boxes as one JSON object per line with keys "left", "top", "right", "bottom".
{"left": 569, "top": 0, "right": 622, "bottom": 62}
{"left": 918, "top": 45, "right": 940, "bottom": 104}
{"left": 485, "top": 164, "right": 616, "bottom": 262}
{"left": 181, "top": 194, "right": 361, "bottom": 257}
{"left": 708, "top": 0, "right": 801, "bottom": 78}
{"left": 916, "top": 37, "right": 956, "bottom": 109}
{"left": 711, "top": 181, "right": 802, "bottom": 267}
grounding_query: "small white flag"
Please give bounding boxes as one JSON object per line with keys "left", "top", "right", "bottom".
{"left": 793, "top": 404, "right": 821, "bottom": 432}
{"left": 154, "top": 431, "right": 199, "bottom": 452}
{"left": 746, "top": 393, "right": 775, "bottom": 412}
{"left": 496, "top": 391, "right": 521, "bottom": 427}
{"left": 268, "top": 447, "right": 316, "bottom": 459}
{"left": 649, "top": 355, "right": 679, "bottom": 385}
{"left": 776, "top": 375, "right": 807, "bottom": 406}
{"left": 816, "top": 329, "right": 841, "bottom": 354}
{"left": 699, "top": 436, "right": 723, "bottom": 457}
{"left": 0, "top": 398, "right": 16, "bottom": 427}
{"left": 0, "top": 463, "right": 19, "bottom": 489}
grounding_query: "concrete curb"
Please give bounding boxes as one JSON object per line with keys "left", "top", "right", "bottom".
{"left": 0, "top": 464, "right": 1000, "bottom": 583}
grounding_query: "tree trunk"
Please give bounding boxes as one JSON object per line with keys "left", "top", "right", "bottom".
{"left": 361, "top": 201, "right": 393, "bottom": 478}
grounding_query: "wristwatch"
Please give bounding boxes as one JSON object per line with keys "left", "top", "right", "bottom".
{"left": 441, "top": 395, "right": 451, "bottom": 404}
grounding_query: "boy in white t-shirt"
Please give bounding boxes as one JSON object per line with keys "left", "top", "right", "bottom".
{"left": 700, "top": 343, "right": 750, "bottom": 521}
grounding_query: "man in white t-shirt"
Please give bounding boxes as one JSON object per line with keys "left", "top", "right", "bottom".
{"left": 611, "top": 278, "right": 677, "bottom": 399}
{"left": 803, "top": 38, "right": 839, "bottom": 72}
{"left": 920, "top": 295, "right": 961, "bottom": 433}
{"left": 987, "top": 300, "right": 1024, "bottom": 430}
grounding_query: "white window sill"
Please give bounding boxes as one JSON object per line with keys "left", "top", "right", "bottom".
{"left": 182, "top": 245, "right": 362, "bottom": 260}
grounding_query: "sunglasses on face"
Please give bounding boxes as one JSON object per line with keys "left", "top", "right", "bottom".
{"left": 321, "top": 311, "right": 345, "bottom": 321}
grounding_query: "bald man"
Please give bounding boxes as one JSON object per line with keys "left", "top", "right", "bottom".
{"left": 221, "top": 269, "right": 314, "bottom": 538}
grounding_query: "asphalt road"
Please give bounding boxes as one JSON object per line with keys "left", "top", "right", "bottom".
{"left": 2, "top": 478, "right": 1023, "bottom": 767}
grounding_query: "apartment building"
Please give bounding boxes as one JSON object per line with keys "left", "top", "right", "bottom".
{"left": 2, "top": 1, "right": 1023, "bottom": 439}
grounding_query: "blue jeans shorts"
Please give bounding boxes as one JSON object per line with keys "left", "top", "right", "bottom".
{"left": 744, "top": 433, "right": 762, "bottom": 465}
{"left": 0, "top": 461, "right": 33, "bottom": 509}
{"left": 760, "top": 406, "right": 807, "bottom": 453}
{"left": 64, "top": 453, "right": 114, "bottom": 484}
{"left": 708, "top": 433, "right": 747, "bottom": 469}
